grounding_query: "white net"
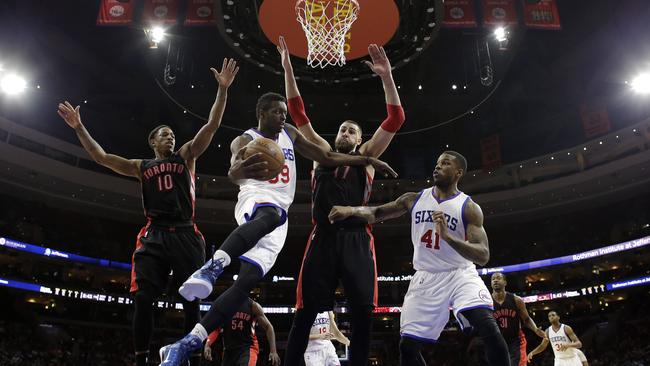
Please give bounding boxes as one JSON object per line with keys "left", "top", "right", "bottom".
{"left": 295, "top": 0, "right": 360, "bottom": 68}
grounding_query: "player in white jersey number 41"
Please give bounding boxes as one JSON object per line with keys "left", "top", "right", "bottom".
{"left": 329, "top": 151, "right": 510, "bottom": 366}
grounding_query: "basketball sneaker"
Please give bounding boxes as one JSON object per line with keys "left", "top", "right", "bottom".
{"left": 178, "top": 257, "right": 225, "bottom": 301}
{"left": 159, "top": 334, "right": 202, "bottom": 366}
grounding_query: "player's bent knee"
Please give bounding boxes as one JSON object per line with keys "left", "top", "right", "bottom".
{"left": 255, "top": 206, "right": 283, "bottom": 228}
{"left": 462, "top": 308, "right": 501, "bottom": 337}
{"left": 234, "top": 262, "right": 264, "bottom": 291}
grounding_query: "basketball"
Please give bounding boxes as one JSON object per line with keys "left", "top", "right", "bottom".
{"left": 243, "top": 137, "right": 285, "bottom": 181}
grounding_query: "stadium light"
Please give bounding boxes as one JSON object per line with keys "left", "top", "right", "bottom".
{"left": 1, "top": 73, "right": 27, "bottom": 95}
{"left": 631, "top": 72, "right": 650, "bottom": 94}
{"left": 151, "top": 27, "right": 165, "bottom": 43}
{"left": 494, "top": 27, "right": 507, "bottom": 42}
{"left": 145, "top": 26, "right": 166, "bottom": 48}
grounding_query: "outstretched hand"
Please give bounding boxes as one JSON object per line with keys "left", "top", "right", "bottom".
{"left": 211, "top": 58, "right": 239, "bottom": 89}
{"left": 277, "top": 36, "right": 293, "bottom": 71}
{"left": 231, "top": 147, "right": 269, "bottom": 180}
{"left": 368, "top": 157, "right": 398, "bottom": 178}
{"left": 57, "top": 101, "right": 82, "bottom": 129}
{"left": 363, "top": 44, "right": 392, "bottom": 78}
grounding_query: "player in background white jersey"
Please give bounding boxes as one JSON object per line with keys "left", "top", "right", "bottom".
{"left": 159, "top": 92, "right": 397, "bottom": 365}
{"left": 527, "top": 311, "right": 583, "bottom": 366}
{"left": 304, "top": 311, "right": 350, "bottom": 366}
{"left": 329, "top": 151, "right": 510, "bottom": 366}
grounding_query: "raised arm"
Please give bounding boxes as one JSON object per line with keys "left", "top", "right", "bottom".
{"left": 178, "top": 58, "right": 239, "bottom": 162}
{"left": 57, "top": 102, "right": 140, "bottom": 178}
{"left": 515, "top": 296, "right": 546, "bottom": 338}
{"left": 359, "top": 44, "right": 405, "bottom": 158}
{"left": 527, "top": 330, "right": 550, "bottom": 363}
{"left": 287, "top": 124, "right": 397, "bottom": 177}
{"left": 329, "top": 192, "right": 417, "bottom": 224}
{"left": 328, "top": 311, "right": 350, "bottom": 346}
{"left": 433, "top": 199, "right": 490, "bottom": 266}
{"left": 278, "top": 36, "right": 331, "bottom": 150}
{"left": 561, "top": 325, "right": 582, "bottom": 351}
{"left": 252, "top": 301, "right": 281, "bottom": 366}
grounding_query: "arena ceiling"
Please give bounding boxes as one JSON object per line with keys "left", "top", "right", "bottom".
{"left": 0, "top": 0, "right": 649, "bottom": 178}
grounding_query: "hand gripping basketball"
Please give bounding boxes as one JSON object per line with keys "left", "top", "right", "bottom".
{"left": 231, "top": 147, "right": 268, "bottom": 181}
{"left": 243, "top": 138, "right": 286, "bottom": 181}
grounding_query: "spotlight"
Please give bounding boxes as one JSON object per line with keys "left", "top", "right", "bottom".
{"left": 451, "top": 84, "right": 458, "bottom": 90}
{"left": 631, "top": 73, "right": 650, "bottom": 94}
{"left": 494, "top": 27, "right": 507, "bottom": 42}
{"left": 150, "top": 27, "right": 165, "bottom": 44}
{"left": 1, "top": 74, "right": 27, "bottom": 95}
{"left": 145, "top": 27, "right": 165, "bottom": 48}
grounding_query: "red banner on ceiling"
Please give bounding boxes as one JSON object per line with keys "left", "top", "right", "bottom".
{"left": 522, "top": 0, "right": 561, "bottom": 30}
{"left": 579, "top": 103, "right": 611, "bottom": 139}
{"left": 185, "top": 0, "right": 218, "bottom": 26}
{"left": 482, "top": 0, "right": 518, "bottom": 26}
{"left": 480, "top": 134, "right": 503, "bottom": 171}
{"left": 97, "top": 0, "right": 135, "bottom": 25}
{"left": 442, "top": 0, "right": 478, "bottom": 28}
{"left": 143, "top": 0, "right": 179, "bottom": 24}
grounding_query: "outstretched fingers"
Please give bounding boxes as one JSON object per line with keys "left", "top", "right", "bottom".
{"left": 279, "top": 35, "right": 288, "bottom": 51}
{"left": 379, "top": 45, "right": 388, "bottom": 60}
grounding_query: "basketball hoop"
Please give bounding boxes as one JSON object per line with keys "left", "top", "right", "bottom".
{"left": 295, "top": 0, "right": 360, "bottom": 68}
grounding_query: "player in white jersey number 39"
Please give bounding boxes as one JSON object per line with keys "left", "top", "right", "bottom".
{"left": 158, "top": 91, "right": 397, "bottom": 365}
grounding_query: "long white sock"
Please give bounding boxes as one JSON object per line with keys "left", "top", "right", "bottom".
{"left": 190, "top": 323, "right": 208, "bottom": 341}
{"left": 212, "top": 249, "right": 231, "bottom": 267}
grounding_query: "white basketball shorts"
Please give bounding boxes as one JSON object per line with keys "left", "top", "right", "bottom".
{"left": 400, "top": 266, "right": 493, "bottom": 342}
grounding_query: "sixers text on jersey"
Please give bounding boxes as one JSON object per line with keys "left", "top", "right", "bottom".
{"left": 413, "top": 210, "right": 459, "bottom": 230}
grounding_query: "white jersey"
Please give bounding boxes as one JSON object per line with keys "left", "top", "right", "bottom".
{"left": 306, "top": 312, "right": 332, "bottom": 352}
{"left": 238, "top": 128, "right": 296, "bottom": 211}
{"left": 410, "top": 187, "right": 474, "bottom": 272}
{"left": 549, "top": 324, "right": 577, "bottom": 360}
